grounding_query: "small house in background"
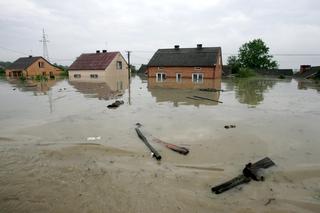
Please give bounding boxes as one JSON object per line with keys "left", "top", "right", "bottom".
{"left": 147, "top": 44, "right": 223, "bottom": 82}
{"left": 5, "top": 56, "right": 62, "bottom": 78}
{"left": 295, "top": 65, "right": 320, "bottom": 79}
{"left": 68, "top": 50, "right": 128, "bottom": 81}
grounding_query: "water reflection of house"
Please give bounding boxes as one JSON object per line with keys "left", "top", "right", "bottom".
{"left": 148, "top": 78, "right": 221, "bottom": 107}
{"left": 68, "top": 75, "right": 129, "bottom": 100}
{"left": 297, "top": 80, "right": 320, "bottom": 92}
{"left": 5, "top": 56, "right": 62, "bottom": 78}
{"left": 7, "top": 79, "right": 58, "bottom": 95}
{"left": 147, "top": 44, "right": 222, "bottom": 81}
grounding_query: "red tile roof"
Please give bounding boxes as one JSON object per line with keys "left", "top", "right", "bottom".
{"left": 69, "top": 52, "right": 118, "bottom": 70}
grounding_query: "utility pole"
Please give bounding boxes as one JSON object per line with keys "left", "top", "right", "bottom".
{"left": 40, "top": 28, "right": 50, "bottom": 61}
{"left": 126, "top": 51, "right": 131, "bottom": 79}
{"left": 126, "top": 51, "right": 131, "bottom": 105}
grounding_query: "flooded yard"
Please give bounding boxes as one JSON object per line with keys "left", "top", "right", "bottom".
{"left": 0, "top": 75, "right": 320, "bottom": 212}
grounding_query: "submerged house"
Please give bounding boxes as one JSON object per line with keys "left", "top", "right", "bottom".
{"left": 5, "top": 56, "right": 62, "bottom": 78}
{"left": 69, "top": 50, "right": 128, "bottom": 81}
{"left": 147, "top": 44, "right": 223, "bottom": 82}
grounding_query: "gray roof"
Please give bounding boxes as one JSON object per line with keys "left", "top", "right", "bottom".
{"left": 7, "top": 56, "right": 42, "bottom": 70}
{"left": 147, "top": 47, "right": 221, "bottom": 67}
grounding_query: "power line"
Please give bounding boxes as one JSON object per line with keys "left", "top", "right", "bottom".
{"left": 39, "top": 28, "right": 50, "bottom": 62}
{"left": 0, "top": 46, "right": 28, "bottom": 55}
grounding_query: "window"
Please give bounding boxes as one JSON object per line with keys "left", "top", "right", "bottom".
{"left": 156, "top": 72, "right": 166, "bottom": 82}
{"left": 90, "top": 74, "right": 98, "bottom": 78}
{"left": 116, "top": 61, "right": 122, "bottom": 70}
{"left": 38, "top": 62, "right": 45, "bottom": 68}
{"left": 74, "top": 74, "right": 81, "bottom": 78}
{"left": 194, "top": 67, "right": 201, "bottom": 71}
{"left": 192, "top": 73, "right": 203, "bottom": 83}
{"left": 176, "top": 73, "right": 182, "bottom": 82}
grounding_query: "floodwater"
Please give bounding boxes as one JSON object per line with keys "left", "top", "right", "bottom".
{"left": 0, "top": 75, "right": 320, "bottom": 213}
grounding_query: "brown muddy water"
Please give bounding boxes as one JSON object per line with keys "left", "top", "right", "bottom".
{"left": 0, "top": 75, "right": 320, "bottom": 213}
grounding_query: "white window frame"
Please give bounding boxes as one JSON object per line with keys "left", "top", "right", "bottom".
{"left": 156, "top": 72, "right": 166, "bottom": 82}
{"left": 176, "top": 73, "right": 182, "bottom": 82}
{"left": 74, "top": 74, "right": 81, "bottom": 78}
{"left": 116, "top": 61, "right": 122, "bottom": 70}
{"left": 192, "top": 73, "right": 203, "bottom": 83}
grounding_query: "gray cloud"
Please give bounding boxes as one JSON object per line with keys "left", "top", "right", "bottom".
{"left": 0, "top": 0, "right": 319, "bottom": 69}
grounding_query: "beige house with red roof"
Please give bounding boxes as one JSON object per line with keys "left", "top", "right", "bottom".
{"left": 69, "top": 50, "right": 128, "bottom": 82}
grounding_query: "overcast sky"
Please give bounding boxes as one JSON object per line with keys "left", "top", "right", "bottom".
{"left": 1, "top": 0, "right": 320, "bottom": 69}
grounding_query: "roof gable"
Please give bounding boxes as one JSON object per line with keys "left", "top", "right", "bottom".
{"left": 7, "top": 56, "right": 43, "bottom": 70}
{"left": 69, "top": 52, "right": 119, "bottom": 70}
{"left": 147, "top": 47, "right": 221, "bottom": 67}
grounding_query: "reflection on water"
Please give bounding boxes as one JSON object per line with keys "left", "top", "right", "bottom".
{"left": 228, "top": 78, "right": 279, "bottom": 106}
{"left": 297, "top": 80, "right": 320, "bottom": 92}
{"left": 147, "top": 77, "right": 221, "bottom": 107}
{"left": 6, "top": 78, "right": 58, "bottom": 96}
{"left": 68, "top": 74, "right": 129, "bottom": 100}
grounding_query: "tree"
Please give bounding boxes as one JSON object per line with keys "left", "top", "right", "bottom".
{"left": 237, "top": 38, "right": 278, "bottom": 69}
{"left": 227, "top": 55, "right": 241, "bottom": 74}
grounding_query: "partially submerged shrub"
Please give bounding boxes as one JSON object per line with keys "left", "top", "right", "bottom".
{"left": 236, "top": 68, "right": 256, "bottom": 78}
{"left": 278, "top": 74, "right": 285, "bottom": 79}
{"left": 19, "top": 75, "right": 26, "bottom": 81}
{"left": 35, "top": 75, "right": 48, "bottom": 81}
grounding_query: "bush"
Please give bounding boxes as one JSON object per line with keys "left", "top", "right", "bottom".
{"left": 0, "top": 67, "right": 5, "bottom": 75}
{"left": 278, "top": 74, "right": 285, "bottom": 79}
{"left": 236, "top": 68, "right": 256, "bottom": 78}
{"left": 35, "top": 75, "right": 48, "bottom": 81}
{"left": 19, "top": 75, "right": 27, "bottom": 81}
{"left": 60, "top": 69, "right": 69, "bottom": 77}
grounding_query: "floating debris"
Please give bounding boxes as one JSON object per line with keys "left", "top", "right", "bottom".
{"left": 107, "top": 100, "right": 124, "bottom": 108}
{"left": 87, "top": 136, "right": 101, "bottom": 141}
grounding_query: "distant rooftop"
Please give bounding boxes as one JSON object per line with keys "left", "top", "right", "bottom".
{"left": 7, "top": 56, "right": 43, "bottom": 70}
{"left": 148, "top": 45, "right": 221, "bottom": 67}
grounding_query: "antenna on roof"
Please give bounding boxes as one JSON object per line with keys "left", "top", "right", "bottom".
{"left": 39, "top": 28, "right": 50, "bottom": 62}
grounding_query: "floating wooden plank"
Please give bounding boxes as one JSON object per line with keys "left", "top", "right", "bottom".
{"left": 211, "top": 157, "right": 276, "bottom": 194}
{"left": 136, "top": 124, "right": 189, "bottom": 155}
{"left": 199, "top": 88, "right": 224, "bottom": 92}
{"left": 135, "top": 127, "right": 161, "bottom": 160}
{"left": 192, "top": 95, "right": 223, "bottom": 103}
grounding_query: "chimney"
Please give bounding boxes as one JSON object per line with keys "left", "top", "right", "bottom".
{"left": 28, "top": 55, "right": 32, "bottom": 58}
{"left": 102, "top": 50, "right": 107, "bottom": 53}
{"left": 197, "top": 44, "right": 202, "bottom": 49}
{"left": 96, "top": 50, "right": 100, "bottom": 53}
{"left": 174, "top": 45, "right": 180, "bottom": 50}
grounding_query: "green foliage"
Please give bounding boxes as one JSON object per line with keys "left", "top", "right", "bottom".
{"left": 34, "top": 75, "right": 48, "bottom": 81}
{"left": 0, "top": 61, "right": 12, "bottom": 69}
{"left": 19, "top": 75, "right": 27, "bottom": 81}
{"left": 278, "top": 74, "right": 285, "bottom": 79}
{"left": 53, "top": 63, "right": 69, "bottom": 76}
{"left": 227, "top": 55, "right": 241, "bottom": 74}
{"left": 233, "top": 78, "right": 276, "bottom": 106}
{"left": 0, "top": 67, "right": 4, "bottom": 75}
{"left": 237, "top": 38, "right": 278, "bottom": 69}
{"left": 236, "top": 68, "right": 256, "bottom": 78}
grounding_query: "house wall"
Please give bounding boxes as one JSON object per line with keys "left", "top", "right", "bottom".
{"left": 26, "top": 58, "right": 62, "bottom": 76}
{"left": 68, "top": 70, "right": 106, "bottom": 82}
{"left": 147, "top": 66, "right": 222, "bottom": 79}
{"left": 5, "top": 58, "right": 62, "bottom": 77}
{"left": 68, "top": 53, "right": 129, "bottom": 91}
